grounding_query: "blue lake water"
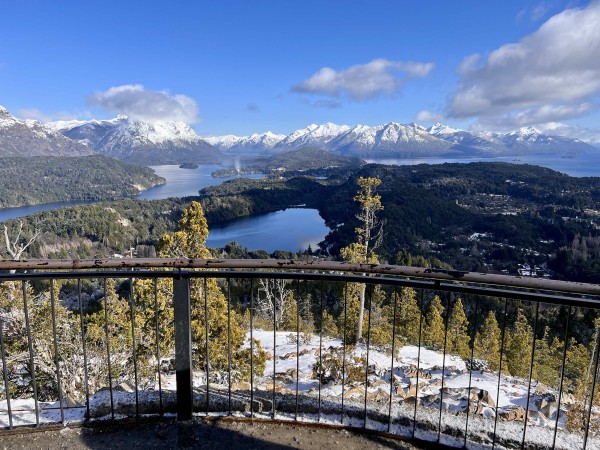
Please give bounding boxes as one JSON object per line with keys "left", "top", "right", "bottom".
{"left": 206, "top": 208, "right": 329, "bottom": 253}
{"left": 138, "top": 165, "right": 264, "bottom": 200}
{"left": 0, "top": 164, "right": 329, "bottom": 252}
{"left": 365, "top": 153, "right": 600, "bottom": 177}
{"left": 0, "top": 165, "right": 261, "bottom": 222}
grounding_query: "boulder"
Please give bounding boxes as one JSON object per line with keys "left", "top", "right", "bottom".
{"left": 231, "top": 381, "right": 251, "bottom": 391}
{"left": 498, "top": 406, "right": 527, "bottom": 421}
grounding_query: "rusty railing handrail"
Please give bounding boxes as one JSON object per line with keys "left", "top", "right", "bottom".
{"left": 0, "top": 258, "right": 598, "bottom": 296}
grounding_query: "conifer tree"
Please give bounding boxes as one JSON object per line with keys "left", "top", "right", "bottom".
{"left": 154, "top": 201, "right": 265, "bottom": 379}
{"left": 505, "top": 308, "right": 533, "bottom": 378}
{"left": 533, "top": 327, "right": 563, "bottom": 387}
{"left": 446, "top": 298, "right": 471, "bottom": 360}
{"left": 320, "top": 310, "right": 339, "bottom": 338}
{"left": 474, "top": 310, "right": 502, "bottom": 371}
{"left": 395, "top": 287, "right": 422, "bottom": 345}
{"left": 339, "top": 244, "right": 375, "bottom": 345}
{"left": 565, "top": 338, "right": 589, "bottom": 395}
{"left": 280, "top": 291, "right": 297, "bottom": 331}
{"left": 340, "top": 177, "right": 383, "bottom": 341}
{"left": 423, "top": 295, "right": 445, "bottom": 351}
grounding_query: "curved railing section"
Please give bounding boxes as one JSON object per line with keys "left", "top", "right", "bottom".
{"left": 0, "top": 259, "right": 598, "bottom": 449}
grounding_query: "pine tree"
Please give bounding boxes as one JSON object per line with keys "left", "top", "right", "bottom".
{"left": 280, "top": 291, "right": 297, "bottom": 331}
{"left": 155, "top": 201, "right": 264, "bottom": 380}
{"left": 505, "top": 308, "right": 533, "bottom": 378}
{"left": 565, "top": 338, "right": 589, "bottom": 395}
{"left": 366, "top": 286, "right": 396, "bottom": 354}
{"left": 446, "top": 298, "right": 471, "bottom": 360}
{"left": 320, "top": 310, "right": 339, "bottom": 338}
{"left": 474, "top": 310, "right": 502, "bottom": 371}
{"left": 395, "top": 287, "right": 422, "bottom": 345}
{"left": 533, "top": 327, "right": 563, "bottom": 387}
{"left": 423, "top": 295, "right": 445, "bottom": 351}
{"left": 341, "top": 176, "right": 383, "bottom": 341}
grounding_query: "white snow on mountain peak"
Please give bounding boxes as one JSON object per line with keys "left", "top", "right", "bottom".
{"left": 428, "top": 123, "right": 462, "bottom": 135}
{"left": 512, "top": 126, "right": 542, "bottom": 136}
{"left": 125, "top": 119, "right": 201, "bottom": 144}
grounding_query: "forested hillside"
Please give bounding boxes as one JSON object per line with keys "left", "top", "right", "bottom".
{"left": 4, "top": 162, "right": 600, "bottom": 283}
{"left": 0, "top": 155, "right": 165, "bottom": 208}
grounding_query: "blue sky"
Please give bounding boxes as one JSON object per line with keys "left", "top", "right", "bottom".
{"left": 1, "top": 0, "right": 599, "bottom": 140}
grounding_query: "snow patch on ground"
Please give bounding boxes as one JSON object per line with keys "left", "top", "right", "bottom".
{"left": 1, "top": 329, "right": 598, "bottom": 449}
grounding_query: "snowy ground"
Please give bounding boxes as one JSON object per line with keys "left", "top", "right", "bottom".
{"left": 1, "top": 329, "right": 598, "bottom": 450}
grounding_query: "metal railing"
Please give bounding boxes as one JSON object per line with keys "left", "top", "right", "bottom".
{"left": 0, "top": 259, "right": 599, "bottom": 449}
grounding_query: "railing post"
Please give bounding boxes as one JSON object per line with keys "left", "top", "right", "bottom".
{"left": 174, "top": 272, "right": 193, "bottom": 421}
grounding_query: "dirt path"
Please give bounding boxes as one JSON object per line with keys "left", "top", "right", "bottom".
{"left": 0, "top": 418, "right": 433, "bottom": 449}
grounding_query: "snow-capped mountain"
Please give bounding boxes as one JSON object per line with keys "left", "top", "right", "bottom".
{"left": 501, "top": 126, "right": 592, "bottom": 155}
{"left": 275, "top": 123, "right": 352, "bottom": 150}
{"left": 57, "top": 116, "right": 224, "bottom": 165}
{"left": 427, "top": 123, "right": 507, "bottom": 155}
{"left": 0, "top": 106, "right": 95, "bottom": 157}
{"left": 427, "top": 123, "right": 594, "bottom": 156}
{"left": 327, "top": 122, "right": 457, "bottom": 156}
{"left": 205, "top": 131, "right": 285, "bottom": 154}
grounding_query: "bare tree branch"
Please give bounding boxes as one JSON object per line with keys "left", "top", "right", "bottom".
{"left": 3, "top": 221, "right": 40, "bottom": 260}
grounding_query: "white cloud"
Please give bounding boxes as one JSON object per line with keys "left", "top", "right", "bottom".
{"left": 292, "top": 58, "right": 434, "bottom": 100}
{"left": 479, "top": 103, "right": 596, "bottom": 129}
{"left": 88, "top": 84, "right": 200, "bottom": 124}
{"left": 449, "top": 2, "right": 600, "bottom": 127}
{"left": 416, "top": 110, "right": 446, "bottom": 122}
{"left": 536, "top": 122, "right": 600, "bottom": 144}
{"left": 457, "top": 54, "right": 481, "bottom": 76}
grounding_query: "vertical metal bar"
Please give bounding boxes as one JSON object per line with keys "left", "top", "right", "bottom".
{"left": 49, "top": 280, "right": 64, "bottom": 424}
{"left": 0, "top": 319, "right": 13, "bottom": 429}
{"left": 553, "top": 306, "right": 571, "bottom": 449}
{"left": 204, "top": 277, "right": 209, "bottom": 416}
{"left": 583, "top": 320, "right": 600, "bottom": 450}
{"left": 341, "top": 283, "right": 348, "bottom": 425}
{"left": 413, "top": 288, "right": 425, "bottom": 438}
{"left": 522, "top": 301, "right": 540, "bottom": 449}
{"left": 318, "top": 279, "right": 324, "bottom": 422}
{"left": 464, "top": 294, "right": 480, "bottom": 448}
{"left": 227, "top": 278, "right": 232, "bottom": 416}
{"left": 272, "top": 278, "right": 277, "bottom": 420}
{"left": 363, "top": 284, "right": 373, "bottom": 428}
{"left": 295, "top": 279, "right": 300, "bottom": 421}
{"left": 492, "top": 298, "right": 510, "bottom": 450}
{"left": 250, "top": 278, "right": 254, "bottom": 419}
{"left": 77, "top": 279, "right": 90, "bottom": 421}
{"left": 437, "top": 293, "right": 451, "bottom": 443}
{"left": 129, "top": 277, "right": 139, "bottom": 417}
{"left": 102, "top": 278, "right": 115, "bottom": 419}
{"left": 388, "top": 287, "right": 399, "bottom": 433}
{"left": 22, "top": 281, "right": 39, "bottom": 426}
{"left": 173, "top": 273, "right": 193, "bottom": 421}
{"left": 153, "top": 278, "right": 163, "bottom": 416}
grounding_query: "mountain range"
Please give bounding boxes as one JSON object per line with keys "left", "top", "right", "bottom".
{"left": 208, "top": 122, "right": 596, "bottom": 158}
{"left": 0, "top": 105, "right": 596, "bottom": 163}
{"left": 49, "top": 115, "right": 223, "bottom": 165}
{"left": 0, "top": 106, "right": 94, "bottom": 157}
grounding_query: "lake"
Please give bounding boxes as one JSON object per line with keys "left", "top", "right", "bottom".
{"left": 138, "top": 164, "right": 264, "bottom": 200}
{"left": 0, "top": 164, "right": 329, "bottom": 252}
{"left": 0, "top": 165, "right": 262, "bottom": 222}
{"left": 206, "top": 208, "right": 329, "bottom": 253}
{"left": 365, "top": 153, "right": 600, "bottom": 177}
